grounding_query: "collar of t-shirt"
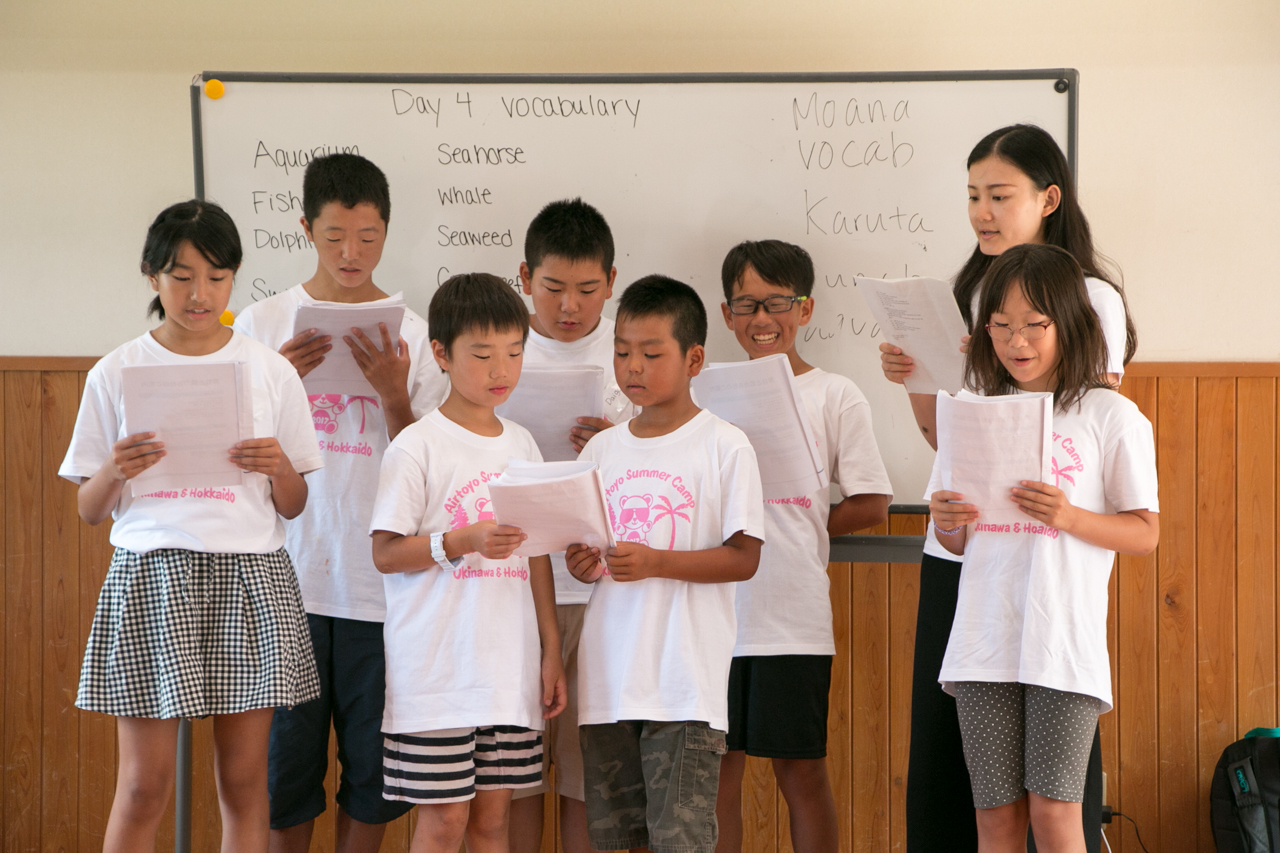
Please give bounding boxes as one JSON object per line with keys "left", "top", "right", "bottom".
{"left": 525, "top": 317, "right": 611, "bottom": 358}
{"left": 139, "top": 328, "right": 246, "bottom": 362}
{"left": 292, "top": 283, "right": 407, "bottom": 308}
{"left": 427, "top": 408, "right": 521, "bottom": 450}
{"left": 614, "top": 408, "right": 714, "bottom": 448}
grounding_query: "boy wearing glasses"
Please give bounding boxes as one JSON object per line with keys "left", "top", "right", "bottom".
{"left": 712, "top": 241, "right": 893, "bottom": 853}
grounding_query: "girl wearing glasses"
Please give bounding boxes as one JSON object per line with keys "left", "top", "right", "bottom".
{"left": 880, "top": 124, "right": 1136, "bottom": 853}
{"left": 927, "top": 243, "right": 1158, "bottom": 853}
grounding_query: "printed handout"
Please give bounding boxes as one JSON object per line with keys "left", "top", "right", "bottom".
{"left": 692, "top": 354, "right": 828, "bottom": 500}
{"left": 121, "top": 361, "right": 255, "bottom": 494}
{"left": 856, "top": 276, "right": 968, "bottom": 395}
{"left": 934, "top": 389, "right": 1053, "bottom": 525}
{"left": 293, "top": 299, "right": 407, "bottom": 396}
{"left": 487, "top": 459, "right": 616, "bottom": 559}
{"left": 496, "top": 365, "right": 605, "bottom": 462}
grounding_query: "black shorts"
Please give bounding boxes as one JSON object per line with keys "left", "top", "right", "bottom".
{"left": 268, "top": 613, "right": 412, "bottom": 828}
{"left": 725, "top": 654, "right": 831, "bottom": 759}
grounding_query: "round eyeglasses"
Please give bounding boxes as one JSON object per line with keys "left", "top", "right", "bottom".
{"left": 985, "top": 320, "right": 1055, "bottom": 342}
{"left": 727, "top": 295, "right": 809, "bottom": 315}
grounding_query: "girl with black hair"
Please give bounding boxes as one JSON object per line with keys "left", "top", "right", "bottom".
{"left": 59, "top": 200, "right": 323, "bottom": 853}
{"left": 878, "top": 125, "right": 1136, "bottom": 853}
{"left": 928, "top": 244, "right": 1158, "bottom": 853}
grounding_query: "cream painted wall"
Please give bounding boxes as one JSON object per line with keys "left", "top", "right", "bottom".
{"left": 1, "top": 0, "right": 1277, "bottom": 358}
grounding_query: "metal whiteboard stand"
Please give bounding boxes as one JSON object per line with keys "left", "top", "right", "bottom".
{"left": 176, "top": 717, "right": 192, "bottom": 853}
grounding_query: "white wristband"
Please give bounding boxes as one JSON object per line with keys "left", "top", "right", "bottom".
{"left": 430, "top": 531, "right": 463, "bottom": 571}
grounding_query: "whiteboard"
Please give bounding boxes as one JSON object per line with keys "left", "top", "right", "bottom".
{"left": 193, "top": 71, "right": 1076, "bottom": 502}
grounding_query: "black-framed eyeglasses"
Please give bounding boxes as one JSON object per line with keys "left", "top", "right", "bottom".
{"left": 727, "top": 295, "right": 809, "bottom": 315}
{"left": 985, "top": 320, "right": 1055, "bottom": 342}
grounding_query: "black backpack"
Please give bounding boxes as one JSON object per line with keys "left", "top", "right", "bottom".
{"left": 1212, "top": 728, "right": 1280, "bottom": 851}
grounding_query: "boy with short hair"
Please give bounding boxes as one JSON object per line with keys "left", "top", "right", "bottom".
{"left": 509, "top": 198, "right": 635, "bottom": 853}
{"left": 712, "top": 240, "right": 892, "bottom": 853}
{"left": 233, "top": 153, "right": 447, "bottom": 853}
{"left": 567, "top": 275, "right": 765, "bottom": 853}
{"left": 370, "top": 273, "right": 567, "bottom": 853}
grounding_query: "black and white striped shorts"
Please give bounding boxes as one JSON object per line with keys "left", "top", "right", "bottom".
{"left": 383, "top": 726, "right": 543, "bottom": 804}
{"left": 76, "top": 547, "right": 320, "bottom": 719}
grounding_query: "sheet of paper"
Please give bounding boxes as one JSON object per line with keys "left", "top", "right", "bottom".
{"left": 935, "top": 390, "right": 1053, "bottom": 525}
{"left": 122, "top": 361, "right": 254, "bottom": 494}
{"left": 487, "top": 459, "right": 616, "bottom": 558}
{"left": 856, "top": 276, "right": 968, "bottom": 395}
{"left": 692, "top": 354, "right": 828, "bottom": 500}
{"left": 496, "top": 365, "right": 605, "bottom": 462}
{"left": 293, "top": 299, "right": 406, "bottom": 395}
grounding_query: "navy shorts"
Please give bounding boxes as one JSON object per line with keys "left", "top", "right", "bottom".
{"left": 726, "top": 654, "right": 831, "bottom": 759}
{"left": 268, "top": 614, "right": 411, "bottom": 828}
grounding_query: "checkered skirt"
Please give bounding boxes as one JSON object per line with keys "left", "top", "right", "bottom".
{"left": 76, "top": 547, "right": 321, "bottom": 719}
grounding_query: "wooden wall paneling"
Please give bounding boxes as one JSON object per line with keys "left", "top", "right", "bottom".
{"left": 76, "top": 369, "right": 118, "bottom": 852}
{"left": 1101, "top": 561, "right": 1119, "bottom": 845}
{"left": 42, "top": 371, "right": 82, "bottom": 850}
{"left": 5, "top": 371, "right": 43, "bottom": 851}
{"left": 1196, "top": 378, "right": 1237, "bottom": 852}
{"left": 850, "top": 519, "right": 890, "bottom": 853}
{"left": 0, "top": 372, "right": 6, "bottom": 840}
{"left": 742, "top": 755, "right": 778, "bottom": 851}
{"left": 826, "top": 556, "right": 853, "bottom": 853}
{"left": 887, "top": 514, "right": 922, "bottom": 853}
{"left": 1236, "top": 379, "right": 1276, "bottom": 735}
{"left": 1116, "top": 376, "right": 1159, "bottom": 853}
{"left": 1156, "top": 376, "right": 1196, "bottom": 853}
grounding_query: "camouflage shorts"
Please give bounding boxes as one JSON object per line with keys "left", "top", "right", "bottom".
{"left": 579, "top": 720, "right": 727, "bottom": 853}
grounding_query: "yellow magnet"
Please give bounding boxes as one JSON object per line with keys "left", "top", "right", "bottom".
{"left": 204, "top": 79, "right": 225, "bottom": 100}
{"left": 220, "top": 309, "right": 235, "bottom": 326}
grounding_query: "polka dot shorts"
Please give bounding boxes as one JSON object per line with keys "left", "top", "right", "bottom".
{"left": 953, "top": 681, "right": 1100, "bottom": 809}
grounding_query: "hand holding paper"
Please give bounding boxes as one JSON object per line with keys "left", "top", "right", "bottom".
{"left": 934, "top": 390, "right": 1053, "bottom": 525}
{"left": 857, "top": 277, "right": 968, "bottom": 395}
{"left": 293, "top": 299, "right": 406, "bottom": 395}
{"left": 486, "top": 459, "right": 615, "bottom": 559}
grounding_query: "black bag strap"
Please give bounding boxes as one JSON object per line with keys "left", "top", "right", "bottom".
{"left": 1227, "top": 757, "right": 1273, "bottom": 852}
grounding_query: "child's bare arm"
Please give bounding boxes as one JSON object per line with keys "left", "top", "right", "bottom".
{"left": 827, "top": 493, "right": 891, "bottom": 537}
{"left": 529, "top": 555, "right": 567, "bottom": 718}
{"left": 606, "top": 530, "right": 761, "bottom": 583}
{"left": 1011, "top": 481, "right": 1159, "bottom": 556}
{"left": 371, "top": 522, "right": 528, "bottom": 574}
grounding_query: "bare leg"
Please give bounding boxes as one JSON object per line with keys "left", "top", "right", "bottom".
{"left": 269, "top": 820, "right": 314, "bottom": 853}
{"left": 465, "top": 789, "right": 513, "bottom": 853}
{"left": 714, "top": 750, "right": 747, "bottom": 853}
{"left": 508, "top": 794, "right": 544, "bottom": 853}
{"left": 1027, "top": 793, "right": 1086, "bottom": 853}
{"left": 103, "top": 717, "right": 181, "bottom": 853}
{"left": 773, "top": 758, "right": 839, "bottom": 853}
{"left": 212, "top": 707, "right": 275, "bottom": 853}
{"left": 974, "top": 797, "right": 1030, "bottom": 853}
{"left": 410, "top": 802, "right": 470, "bottom": 853}
{"left": 560, "top": 796, "right": 596, "bottom": 853}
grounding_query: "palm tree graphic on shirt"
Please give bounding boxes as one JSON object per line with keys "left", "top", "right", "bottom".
{"left": 650, "top": 495, "right": 693, "bottom": 550}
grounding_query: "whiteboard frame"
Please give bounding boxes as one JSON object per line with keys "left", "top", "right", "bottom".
{"left": 190, "top": 69, "right": 1078, "bottom": 198}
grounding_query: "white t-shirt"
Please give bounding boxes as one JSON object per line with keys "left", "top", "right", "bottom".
{"left": 522, "top": 316, "right": 637, "bottom": 606}
{"left": 370, "top": 410, "right": 546, "bottom": 733}
{"left": 233, "top": 285, "right": 448, "bottom": 621}
{"left": 577, "top": 410, "right": 765, "bottom": 732}
{"left": 58, "top": 331, "right": 323, "bottom": 554}
{"left": 923, "top": 276, "right": 1131, "bottom": 560}
{"left": 734, "top": 369, "right": 893, "bottom": 657}
{"left": 925, "top": 388, "right": 1158, "bottom": 711}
